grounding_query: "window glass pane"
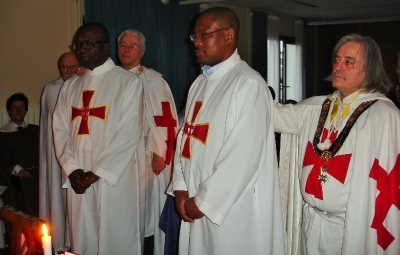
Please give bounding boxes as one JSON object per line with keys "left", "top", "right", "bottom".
{"left": 286, "top": 44, "right": 296, "bottom": 101}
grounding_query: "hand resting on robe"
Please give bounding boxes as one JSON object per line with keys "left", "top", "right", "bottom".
{"left": 84, "top": 171, "right": 100, "bottom": 186}
{"left": 69, "top": 169, "right": 100, "bottom": 194}
{"left": 184, "top": 197, "right": 204, "bottom": 220}
{"left": 69, "top": 169, "right": 89, "bottom": 194}
{"left": 152, "top": 153, "right": 166, "bottom": 175}
{"left": 175, "top": 190, "right": 194, "bottom": 223}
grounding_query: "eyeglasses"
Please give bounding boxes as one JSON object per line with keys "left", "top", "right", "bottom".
{"left": 60, "top": 65, "right": 80, "bottom": 70}
{"left": 118, "top": 44, "right": 140, "bottom": 50}
{"left": 189, "top": 28, "right": 229, "bottom": 42}
{"left": 71, "top": 41, "right": 108, "bottom": 51}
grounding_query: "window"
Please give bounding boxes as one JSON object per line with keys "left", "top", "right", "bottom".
{"left": 279, "top": 36, "right": 295, "bottom": 103}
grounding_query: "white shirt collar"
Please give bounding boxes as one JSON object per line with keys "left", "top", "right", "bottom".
{"left": 9, "top": 121, "right": 28, "bottom": 131}
{"left": 201, "top": 49, "right": 239, "bottom": 77}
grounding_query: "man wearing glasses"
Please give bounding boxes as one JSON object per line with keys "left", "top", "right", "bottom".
{"left": 172, "top": 7, "right": 285, "bottom": 254}
{"left": 38, "top": 52, "right": 79, "bottom": 253}
{"left": 117, "top": 29, "right": 179, "bottom": 255}
{"left": 53, "top": 22, "right": 146, "bottom": 254}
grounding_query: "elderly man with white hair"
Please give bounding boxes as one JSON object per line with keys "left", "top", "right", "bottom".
{"left": 117, "top": 29, "right": 179, "bottom": 255}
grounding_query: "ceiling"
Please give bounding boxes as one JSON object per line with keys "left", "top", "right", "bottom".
{"left": 180, "top": 0, "right": 400, "bottom": 25}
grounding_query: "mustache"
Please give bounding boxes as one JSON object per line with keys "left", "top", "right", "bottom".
{"left": 332, "top": 71, "right": 345, "bottom": 79}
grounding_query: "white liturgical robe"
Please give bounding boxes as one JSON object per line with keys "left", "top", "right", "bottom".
{"left": 173, "top": 50, "right": 286, "bottom": 255}
{"left": 39, "top": 77, "right": 70, "bottom": 251}
{"left": 53, "top": 58, "right": 146, "bottom": 255}
{"left": 276, "top": 91, "right": 400, "bottom": 255}
{"left": 130, "top": 65, "right": 178, "bottom": 255}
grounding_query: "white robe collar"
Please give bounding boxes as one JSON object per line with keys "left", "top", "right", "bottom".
{"left": 86, "top": 58, "right": 115, "bottom": 76}
{"left": 206, "top": 49, "right": 241, "bottom": 80}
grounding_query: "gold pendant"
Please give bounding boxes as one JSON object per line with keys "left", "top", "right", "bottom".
{"left": 321, "top": 151, "right": 332, "bottom": 160}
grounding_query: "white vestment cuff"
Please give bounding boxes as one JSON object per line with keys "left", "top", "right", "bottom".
{"left": 195, "top": 195, "right": 224, "bottom": 226}
{"left": 172, "top": 181, "right": 187, "bottom": 192}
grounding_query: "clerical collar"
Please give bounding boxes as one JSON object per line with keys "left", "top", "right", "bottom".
{"left": 201, "top": 49, "right": 238, "bottom": 77}
{"left": 88, "top": 58, "right": 115, "bottom": 75}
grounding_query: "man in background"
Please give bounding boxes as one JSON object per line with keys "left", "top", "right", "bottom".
{"left": 0, "top": 93, "right": 39, "bottom": 217}
{"left": 173, "top": 7, "right": 285, "bottom": 254}
{"left": 117, "top": 29, "right": 179, "bottom": 255}
{"left": 39, "top": 52, "right": 80, "bottom": 253}
{"left": 53, "top": 22, "right": 146, "bottom": 254}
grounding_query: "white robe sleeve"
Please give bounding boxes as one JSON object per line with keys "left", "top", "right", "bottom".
{"left": 142, "top": 74, "right": 178, "bottom": 160}
{"left": 194, "top": 79, "right": 273, "bottom": 225}
{"left": 53, "top": 81, "right": 80, "bottom": 184}
{"left": 274, "top": 103, "right": 301, "bottom": 135}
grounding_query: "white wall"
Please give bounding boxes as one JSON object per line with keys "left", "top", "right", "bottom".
{"left": 0, "top": 0, "right": 83, "bottom": 107}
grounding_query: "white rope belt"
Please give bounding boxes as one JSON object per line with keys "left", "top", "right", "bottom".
{"left": 313, "top": 206, "right": 345, "bottom": 220}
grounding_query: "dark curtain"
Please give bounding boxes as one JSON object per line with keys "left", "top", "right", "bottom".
{"left": 84, "top": 0, "right": 200, "bottom": 112}
{"left": 251, "top": 11, "right": 267, "bottom": 80}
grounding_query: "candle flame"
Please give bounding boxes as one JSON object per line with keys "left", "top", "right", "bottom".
{"left": 42, "top": 224, "right": 49, "bottom": 236}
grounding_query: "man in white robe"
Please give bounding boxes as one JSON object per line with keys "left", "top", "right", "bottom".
{"left": 39, "top": 51, "right": 80, "bottom": 252}
{"left": 117, "top": 29, "right": 179, "bottom": 255}
{"left": 173, "top": 7, "right": 285, "bottom": 255}
{"left": 53, "top": 22, "right": 146, "bottom": 255}
{"left": 276, "top": 34, "right": 400, "bottom": 254}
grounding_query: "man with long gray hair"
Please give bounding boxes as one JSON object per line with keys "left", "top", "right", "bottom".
{"left": 276, "top": 34, "right": 400, "bottom": 254}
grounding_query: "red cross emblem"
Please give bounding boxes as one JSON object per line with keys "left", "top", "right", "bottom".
{"left": 180, "top": 101, "right": 209, "bottom": 160}
{"left": 369, "top": 154, "right": 400, "bottom": 250}
{"left": 153, "top": 102, "right": 177, "bottom": 165}
{"left": 303, "top": 128, "right": 352, "bottom": 200}
{"left": 71, "top": 90, "right": 106, "bottom": 135}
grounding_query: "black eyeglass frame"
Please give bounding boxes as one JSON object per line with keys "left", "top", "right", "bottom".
{"left": 189, "top": 28, "right": 229, "bottom": 42}
{"left": 71, "top": 41, "right": 108, "bottom": 51}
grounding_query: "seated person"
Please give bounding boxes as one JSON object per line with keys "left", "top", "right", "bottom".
{"left": 0, "top": 93, "right": 39, "bottom": 217}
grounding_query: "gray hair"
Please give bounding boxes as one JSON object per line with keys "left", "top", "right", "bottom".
{"left": 330, "top": 33, "right": 391, "bottom": 94}
{"left": 117, "top": 29, "right": 146, "bottom": 51}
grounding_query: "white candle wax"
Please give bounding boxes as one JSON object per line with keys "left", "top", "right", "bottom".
{"left": 42, "top": 224, "right": 52, "bottom": 255}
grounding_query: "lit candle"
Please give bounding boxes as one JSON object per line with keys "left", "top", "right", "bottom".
{"left": 42, "top": 224, "right": 52, "bottom": 255}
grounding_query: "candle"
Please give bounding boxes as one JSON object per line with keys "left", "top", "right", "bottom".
{"left": 42, "top": 224, "right": 52, "bottom": 255}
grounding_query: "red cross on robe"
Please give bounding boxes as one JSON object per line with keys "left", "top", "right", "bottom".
{"left": 71, "top": 90, "right": 106, "bottom": 135}
{"left": 153, "top": 102, "right": 177, "bottom": 165}
{"left": 180, "top": 101, "right": 209, "bottom": 160}
{"left": 369, "top": 154, "right": 400, "bottom": 250}
{"left": 303, "top": 128, "right": 352, "bottom": 200}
